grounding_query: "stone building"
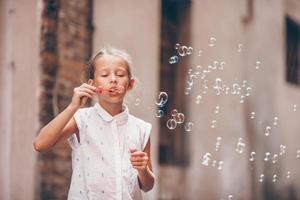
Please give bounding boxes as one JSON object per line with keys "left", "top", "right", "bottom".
{"left": 0, "top": 0, "right": 300, "bottom": 200}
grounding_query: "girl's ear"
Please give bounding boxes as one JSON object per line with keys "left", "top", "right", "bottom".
{"left": 88, "top": 79, "right": 94, "bottom": 86}
{"left": 128, "top": 78, "right": 135, "bottom": 90}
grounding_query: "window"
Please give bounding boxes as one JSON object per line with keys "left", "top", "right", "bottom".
{"left": 159, "top": 0, "right": 191, "bottom": 165}
{"left": 286, "top": 16, "right": 300, "bottom": 85}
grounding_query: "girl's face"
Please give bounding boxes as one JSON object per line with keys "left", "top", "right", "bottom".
{"left": 90, "top": 55, "right": 134, "bottom": 104}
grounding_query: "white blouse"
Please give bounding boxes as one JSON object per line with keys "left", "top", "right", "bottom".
{"left": 67, "top": 103, "right": 152, "bottom": 200}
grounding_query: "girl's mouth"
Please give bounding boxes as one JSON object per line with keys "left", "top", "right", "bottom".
{"left": 96, "top": 85, "right": 124, "bottom": 94}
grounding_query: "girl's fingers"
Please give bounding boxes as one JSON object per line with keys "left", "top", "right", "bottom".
{"left": 81, "top": 83, "right": 97, "bottom": 91}
{"left": 133, "top": 166, "right": 147, "bottom": 171}
{"left": 131, "top": 151, "right": 147, "bottom": 157}
{"left": 79, "top": 87, "right": 97, "bottom": 95}
{"left": 131, "top": 161, "right": 148, "bottom": 166}
{"left": 77, "top": 91, "right": 92, "bottom": 98}
{"left": 130, "top": 156, "right": 148, "bottom": 162}
{"left": 75, "top": 86, "right": 96, "bottom": 95}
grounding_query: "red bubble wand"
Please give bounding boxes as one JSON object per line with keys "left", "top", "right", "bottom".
{"left": 95, "top": 85, "right": 124, "bottom": 94}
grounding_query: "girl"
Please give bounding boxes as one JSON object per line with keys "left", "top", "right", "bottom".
{"left": 34, "top": 47, "right": 155, "bottom": 200}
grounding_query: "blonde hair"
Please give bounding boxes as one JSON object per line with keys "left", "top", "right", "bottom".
{"left": 86, "top": 47, "right": 133, "bottom": 80}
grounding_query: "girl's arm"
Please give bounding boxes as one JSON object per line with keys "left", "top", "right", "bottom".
{"left": 33, "top": 83, "right": 96, "bottom": 152}
{"left": 130, "top": 139, "right": 155, "bottom": 192}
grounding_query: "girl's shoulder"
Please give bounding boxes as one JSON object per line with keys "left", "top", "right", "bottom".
{"left": 75, "top": 106, "right": 95, "bottom": 117}
{"left": 128, "top": 114, "right": 152, "bottom": 130}
{"left": 73, "top": 106, "right": 95, "bottom": 126}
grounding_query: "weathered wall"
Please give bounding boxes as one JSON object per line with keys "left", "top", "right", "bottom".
{"left": 0, "top": 0, "right": 41, "bottom": 200}
{"left": 37, "top": 0, "right": 93, "bottom": 199}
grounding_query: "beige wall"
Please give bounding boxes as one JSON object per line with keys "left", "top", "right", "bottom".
{"left": 92, "top": 1, "right": 161, "bottom": 199}
{"left": 0, "top": 1, "right": 13, "bottom": 199}
{"left": 188, "top": 0, "right": 251, "bottom": 199}
{"left": 0, "top": 0, "right": 41, "bottom": 199}
{"left": 160, "top": 0, "right": 300, "bottom": 199}
{"left": 286, "top": 0, "right": 300, "bottom": 23}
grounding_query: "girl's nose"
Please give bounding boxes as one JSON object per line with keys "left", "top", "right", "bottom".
{"left": 110, "top": 74, "right": 117, "bottom": 83}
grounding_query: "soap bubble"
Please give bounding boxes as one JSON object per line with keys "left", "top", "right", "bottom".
{"left": 166, "top": 118, "right": 177, "bottom": 130}
{"left": 155, "top": 91, "right": 168, "bottom": 107}
{"left": 174, "top": 43, "right": 180, "bottom": 50}
{"left": 171, "top": 109, "right": 178, "bottom": 117}
{"left": 134, "top": 98, "right": 141, "bottom": 106}
{"left": 174, "top": 113, "right": 185, "bottom": 124}
{"left": 156, "top": 110, "right": 164, "bottom": 118}
{"left": 169, "top": 55, "right": 179, "bottom": 64}
{"left": 184, "top": 122, "right": 193, "bottom": 132}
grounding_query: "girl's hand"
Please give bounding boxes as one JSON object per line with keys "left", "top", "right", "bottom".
{"left": 69, "top": 83, "right": 97, "bottom": 109}
{"left": 130, "top": 151, "right": 149, "bottom": 174}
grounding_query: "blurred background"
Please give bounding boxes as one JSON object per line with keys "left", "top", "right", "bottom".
{"left": 1, "top": 0, "right": 300, "bottom": 199}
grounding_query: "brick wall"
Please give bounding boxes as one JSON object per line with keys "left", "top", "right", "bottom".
{"left": 37, "top": 0, "right": 93, "bottom": 199}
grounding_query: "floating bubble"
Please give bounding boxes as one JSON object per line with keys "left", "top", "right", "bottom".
{"left": 195, "top": 65, "right": 202, "bottom": 75}
{"left": 202, "top": 80, "right": 208, "bottom": 94}
{"left": 178, "top": 46, "right": 189, "bottom": 56}
{"left": 166, "top": 118, "right": 177, "bottom": 130}
{"left": 171, "top": 109, "right": 178, "bottom": 117}
{"left": 219, "top": 61, "right": 225, "bottom": 70}
{"left": 249, "top": 152, "right": 256, "bottom": 161}
{"left": 272, "top": 174, "right": 277, "bottom": 182}
{"left": 250, "top": 112, "right": 255, "bottom": 119}
{"left": 187, "top": 74, "right": 196, "bottom": 87}
{"left": 259, "top": 174, "right": 264, "bottom": 182}
{"left": 201, "top": 153, "right": 212, "bottom": 166}
{"left": 235, "top": 138, "right": 245, "bottom": 154}
{"left": 272, "top": 154, "right": 278, "bottom": 164}
{"left": 209, "top": 37, "right": 216, "bottom": 47}
{"left": 134, "top": 98, "right": 141, "bottom": 106}
{"left": 169, "top": 55, "right": 179, "bottom": 64}
{"left": 245, "top": 87, "right": 252, "bottom": 96}
{"left": 273, "top": 117, "right": 278, "bottom": 126}
{"left": 212, "top": 61, "right": 219, "bottom": 70}
{"left": 184, "top": 122, "right": 193, "bottom": 132}
{"left": 215, "top": 137, "right": 222, "bottom": 151}
{"left": 279, "top": 144, "right": 287, "bottom": 155}
{"left": 264, "top": 152, "right": 271, "bottom": 161}
{"left": 195, "top": 95, "right": 202, "bottom": 104}
{"left": 155, "top": 91, "right": 168, "bottom": 107}
{"left": 212, "top": 160, "right": 217, "bottom": 167}
{"left": 187, "top": 47, "right": 193, "bottom": 55}
{"left": 225, "top": 87, "right": 230, "bottom": 94}
{"left": 215, "top": 106, "right": 220, "bottom": 114}
{"left": 156, "top": 110, "right": 164, "bottom": 118}
{"left": 240, "top": 95, "right": 245, "bottom": 104}
{"left": 255, "top": 60, "right": 261, "bottom": 69}
{"left": 217, "top": 161, "right": 223, "bottom": 170}
{"left": 184, "top": 87, "right": 191, "bottom": 95}
{"left": 175, "top": 113, "right": 185, "bottom": 124}
{"left": 264, "top": 126, "right": 271, "bottom": 136}
{"left": 287, "top": 171, "right": 291, "bottom": 179}
{"left": 231, "top": 84, "right": 241, "bottom": 95}
{"left": 198, "top": 50, "right": 202, "bottom": 56}
{"left": 211, "top": 120, "right": 217, "bottom": 128}
{"left": 214, "top": 78, "right": 223, "bottom": 95}
{"left": 174, "top": 43, "right": 180, "bottom": 50}
{"left": 242, "top": 80, "right": 248, "bottom": 87}
{"left": 293, "top": 104, "right": 297, "bottom": 112}
{"left": 237, "top": 43, "right": 243, "bottom": 53}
